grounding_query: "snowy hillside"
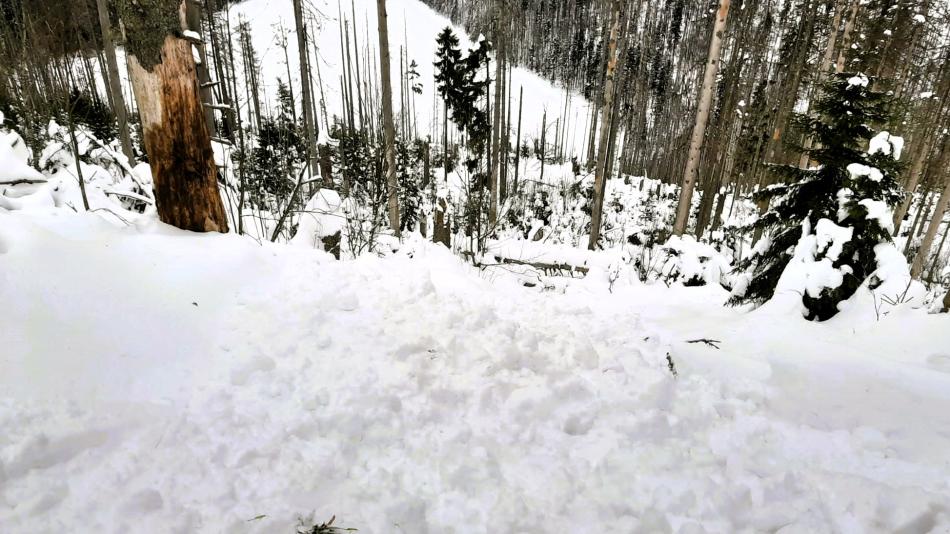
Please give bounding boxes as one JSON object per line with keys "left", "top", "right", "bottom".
{"left": 229, "top": 0, "right": 592, "bottom": 152}
{"left": 2, "top": 210, "right": 950, "bottom": 532}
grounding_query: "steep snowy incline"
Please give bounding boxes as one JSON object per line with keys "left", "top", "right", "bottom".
{"left": 229, "top": 0, "right": 591, "bottom": 151}
{"left": 2, "top": 211, "right": 950, "bottom": 533}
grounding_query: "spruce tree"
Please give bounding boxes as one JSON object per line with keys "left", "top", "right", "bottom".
{"left": 434, "top": 28, "right": 490, "bottom": 170}
{"left": 729, "top": 73, "right": 904, "bottom": 320}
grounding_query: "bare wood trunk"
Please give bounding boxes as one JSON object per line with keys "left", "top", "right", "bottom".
{"left": 489, "top": 5, "right": 504, "bottom": 225}
{"left": 293, "top": 0, "right": 318, "bottom": 174}
{"left": 911, "top": 158, "right": 950, "bottom": 279}
{"left": 539, "top": 109, "right": 546, "bottom": 183}
{"left": 673, "top": 0, "right": 730, "bottom": 236}
{"left": 128, "top": 30, "right": 228, "bottom": 233}
{"left": 95, "top": 0, "right": 135, "bottom": 162}
{"left": 587, "top": 0, "right": 623, "bottom": 250}
{"left": 835, "top": 1, "right": 860, "bottom": 73}
{"left": 376, "top": 0, "right": 400, "bottom": 234}
{"left": 513, "top": 85, "right": 523, "bottom": 194}
{"left": 183, "top": 0, "right": 217, "bottom": 138}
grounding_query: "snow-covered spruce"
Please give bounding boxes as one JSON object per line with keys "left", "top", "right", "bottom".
{"left": 729, "top": 73, "right": 906, "bottom": 321}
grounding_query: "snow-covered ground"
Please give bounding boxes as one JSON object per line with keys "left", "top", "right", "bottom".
{"left": 3, "top": 209, "right": 950, "bottom": 533}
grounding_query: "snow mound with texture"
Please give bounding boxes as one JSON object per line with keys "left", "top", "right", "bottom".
{"left": 2, "top": 211, "right": 950, "bottom": 533}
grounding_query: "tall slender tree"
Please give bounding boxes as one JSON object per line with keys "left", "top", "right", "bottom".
{"left": 95, "top": 0, "right": 134, "bottom": 162}
{"left": 376, "top": 0, "right": 400, "bottom": 233}
{"left": 587, "top": 0, "right": 622, "bottom": 250}
{"left": 672, "top": 0, "right": 730, "bottom": 236}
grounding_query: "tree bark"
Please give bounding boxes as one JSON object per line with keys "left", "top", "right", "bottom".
{"left": 95, "top": 0, "right": 135, "bottom": 162}
{"left": 376, "top": 0, "right": 400, "bottom": 234}
{"left": 126, "top": 2, "right": 228, "bottom": 233}
{"left": 489, "top": 3, "right": 505, "bottom": 225}
{"left": 513, "top": 85, "right": 523, "bottom": 195}
{"left": 911, "top": 168, "right": 950, "bottom": 280}
{"left": 835, "top": 0, "right": 860, "bottom": 73}
{"left": 183, "top": 0, "right": 217, "bottom": 138}
{"left": 293, "top": 0, "right": 319, "bottom": 175}
{"left": 672, "top": 0, "right": 730, "bottom": 236}
{"left": 587, "top": 0, "right": 622, "bottom": 250}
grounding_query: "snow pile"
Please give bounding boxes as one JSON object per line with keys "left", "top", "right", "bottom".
{"left": 2, "top": 211, "right": 950, "bottom": 532}
{"left": 0, "top": 113, "right": 45, "bottom": 186}
{"left": 868, "top": 131, "right": 904, "bottom": 160}
{"left": 292, "top": 188, "right": 345, "bottom": 249}
{"left": 858, "top": 198, "right": 894, "bottom": 233}
{"left": 774, "top": 219, "right": 852, "bottom": 305}
{"left": 658, "top": 235, "right": 731, "bottom": 287}
{"left": 0, "top": 120, "right": 153, "bottom": 220}
{"left": 3, "top": 211, "right": 950, "bottom": 532}
{"left": 836, "top": 243, "right": 928, "bottom": 320}
{"left": 846, "top": 162, "right": 883, "bottom": 182}
{"left": 847, "top": 73, "right": 869, "bottom": 87}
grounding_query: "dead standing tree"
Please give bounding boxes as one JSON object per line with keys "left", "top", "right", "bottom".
{"left": 672, "top": 0, "right": 731, "bottom": 236}
{"left": 376, "top": 0, "right": 400, "bottom": 234}
{"left": 119, "top": 0, "right": 229, "bottom": 233}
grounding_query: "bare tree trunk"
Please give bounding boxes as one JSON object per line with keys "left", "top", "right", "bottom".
{"left": 293, "top": 0, "right": 318, "bottom": 174}
{"left": 911, "top": 172, "right": 950, "bottom": 279}
{"left": 587, "top": 0, "right": 623, "bottom": 250}
{"left": 673, "top": 0, "right": 730, "bottom": 236}
{"left": 539, "top": 109, "right": 546, "bottom": 183}
{"left": 125, "top": 2, "right": 229, "bottom": 233}
{"left": 513, "top": 85, "right": 523, "bottom": 194}
{"left": 376, "top": 0, "right": 400, "bottom": 234}
{"left": 183, "top": 0, "right": 217, "bottom": 138}
{"left": 489, "top": 3, "right": 505, "bottom": 225}
{"left": 835, "top": 0, "right": 860, "bottom": 73}
{"left": 95, "top": 0, "right": 135, "bottom": 162}
{"left": 894, "top": 138, "right": 933, "bottom": 234}
{"left": 67, "top": 112, "right": 90, "bottom": 211}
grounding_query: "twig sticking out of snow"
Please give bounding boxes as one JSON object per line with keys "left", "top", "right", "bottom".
{"left": 0, "top": 178, "right": 47, "bottom": 186}
{"left": 686, "top": 338, "right": 721, "bottom": 349}
{"left": 666, "top": 353, "right": 678, "bottom": 378}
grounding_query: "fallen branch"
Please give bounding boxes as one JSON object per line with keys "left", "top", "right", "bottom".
{"left": 686, "top": 338, "right": 721, "bottom": 349}
{"left": 461, "top": 250, "right": 590, "bottom": 276}
{"left": 79, "top": 131, "right": 151, "bottom": 195}
{"left": 104, "top": 189, "right": 154, "bottom": 205}
{"left": 0, "top": 178, "right": 47, "bottom": 186}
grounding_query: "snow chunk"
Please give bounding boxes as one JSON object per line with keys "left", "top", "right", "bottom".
{"left": 858, "top": 198, "right": 894, "bottom": 233}
{"left": 847, "top": 74, "right": 869, "bottom": 87}
{"left": 292, "top": 189, "right": 345, "bottom": 249}
{"left": 815, "top": 218, "right": 853, "bottom": 262}
{"left": 0, "top": 130, "right": 45, "bottom": 185}
{"left": 847, "top": 163, "right": 883, "bottom": 182}
{"left": 914, "top": 14, "right": 926, "bottom": 23}
{"left": 775, "top": 219, "right": 853, "bottom": 302}
{"left": 868, "top": 131, "right": 903, "bottom": 160}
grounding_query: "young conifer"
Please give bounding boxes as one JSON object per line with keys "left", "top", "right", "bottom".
{"left": 729, "top": 73, "right": 904, "bottom": 320}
